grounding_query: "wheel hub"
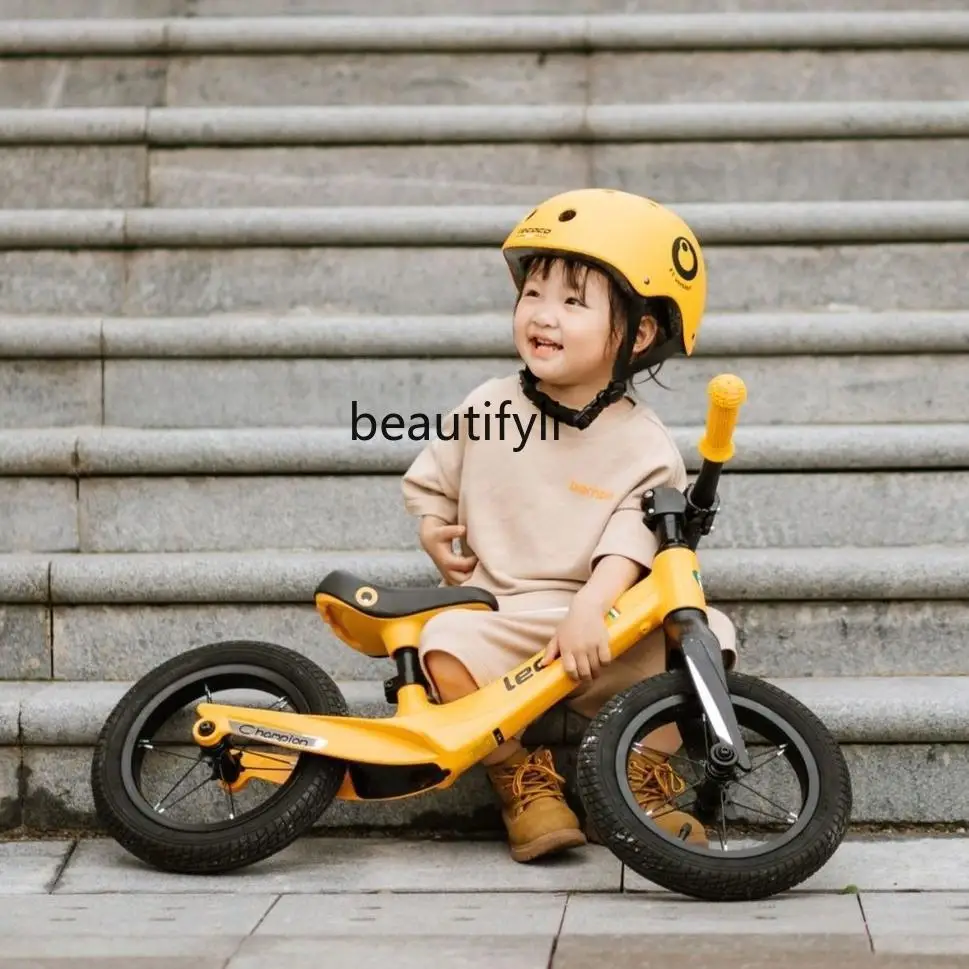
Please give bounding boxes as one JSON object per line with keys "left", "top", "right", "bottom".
{"left": 204, "top": 742, "right": 246, "bottom": 791}
{"left": 709, "top": 742, "right": 739, "bottom": 774}
{"left": 689, "top": 742, "right": 741, "bottom": 823}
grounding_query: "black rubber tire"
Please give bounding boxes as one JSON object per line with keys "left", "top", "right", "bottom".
{"left": 91, "top": 640, "right": 349, "bottom": 875}
{"left": 576, "top": 670, "right": 852, "bottom": 902}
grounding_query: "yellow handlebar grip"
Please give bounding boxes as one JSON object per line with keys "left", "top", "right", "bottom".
{"left": 697, "top": 374, "right": 747, "bottom": 463}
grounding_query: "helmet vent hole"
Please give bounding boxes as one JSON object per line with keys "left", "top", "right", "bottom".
{"left": 558, "top": 209, "right": 576, "bottom": 222}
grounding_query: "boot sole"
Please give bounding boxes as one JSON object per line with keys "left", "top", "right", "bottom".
{"left": 510, "top": 828, "right": 588, "bottom": 863}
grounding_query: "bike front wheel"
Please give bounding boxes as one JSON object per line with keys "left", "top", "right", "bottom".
{"left": 576, "top": 670, "right": 852, "bottom": 902}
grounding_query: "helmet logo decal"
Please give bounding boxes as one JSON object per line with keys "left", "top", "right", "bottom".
{"left": 672, "top": 236, "right": 699, "bottom": 282}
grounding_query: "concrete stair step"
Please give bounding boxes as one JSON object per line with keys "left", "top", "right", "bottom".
{"left": 3, "top": 201, "right": 969, "bottom": 246}
{"left": 2, "top": 424, "right": 967, "bottom": 474}
{"left": 4, "top": 546, "right": 969, "bottom": 683}
{"left": 182, "top": 0, "right": 969, "bottom": 15}
{"left": 3, "top": 675, "right": 968, "bottom": 831}
{"left": 1, "top": 547, "right": 964, "bottom": 604}
{"left": 141, "top": 51, "right": 969, "bottom": 108}
{"left": 26, "top": 594, "right": 969, "bottom": 683}
{"left": 3, "top": 545, "right": 968, "bottom": 680}
{"left": 9, "top": 676, "right": 969, "bottom": 747}
{"left": 143, "top": 139, "right": 968, "bottom": 209}
{"left": 0, "top": 539, "right": 965, "bottom": 686}
{"left": 0, "top": 1, "right": 963, "bottom": 18}
{"left": 4, "top": 241, "right": 966, "bottom": 317}
{"left": 5, "top": 12, "right": 969, "bottom": 54}
{"left": 4, "top": 310, "right": 968, "bottom": 357}
{"left": 8, "top": 99, "right": 969, "bottom": 208}
{"left": 1, "top": 201, "right": 966, "bottom": 319}
{"left": 8, "top": 351, "right": 961, "bottom": 428}
{"left": 9, "top": 141, "right": 969, "bottom": 209}
{"left": 7, "top": 55, "right": 969, "bottom": 110}
{"left": 11, "top": 468, "right": 965, "bottom": 554}
{"left": 0, "top": 54, "right": 966, "bottom": 108}
{"left": 5, "top": 103, "right": 969, "bottom": 144}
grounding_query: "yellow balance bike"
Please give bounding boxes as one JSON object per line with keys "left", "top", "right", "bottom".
{"left": 91, "top": 375, "right": 852, "bottom": 902}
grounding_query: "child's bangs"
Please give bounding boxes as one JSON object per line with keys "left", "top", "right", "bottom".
{"left": 522, "top": 254, "right": 598, "bottom": 299}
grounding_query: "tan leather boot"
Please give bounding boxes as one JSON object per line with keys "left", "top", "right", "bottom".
{"left": 485, "top": 747, "right": 587, "bottom": 862}
{"left": 627, "top": 747, "right": 708, "bottom": 846}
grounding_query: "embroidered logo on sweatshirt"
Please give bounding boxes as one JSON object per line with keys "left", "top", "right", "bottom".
{"left": 569, "top": 479, "right": 614, "bottom": 500}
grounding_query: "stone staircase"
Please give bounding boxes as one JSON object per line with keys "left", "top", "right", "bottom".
{"left": 1, "top": 1, "right": 969, "bottom": 834}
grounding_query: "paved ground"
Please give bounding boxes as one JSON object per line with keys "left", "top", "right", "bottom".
{"left": 1, "top": 834, "right": 969, "bottom": 967}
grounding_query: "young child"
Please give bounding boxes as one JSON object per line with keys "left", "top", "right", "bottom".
{"left": 400, "top": 188, "right": 738, "bottom": 863}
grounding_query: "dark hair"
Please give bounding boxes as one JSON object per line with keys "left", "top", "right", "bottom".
{"left": 517, "top": 254, "right": 671, "bottom": 393}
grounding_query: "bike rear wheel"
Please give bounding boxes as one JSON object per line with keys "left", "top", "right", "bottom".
{"left": 91, "top": 640, "right": 348, "bottom": 875}
{"left": 576, "top": 670, "right": 852, "bottom": 901}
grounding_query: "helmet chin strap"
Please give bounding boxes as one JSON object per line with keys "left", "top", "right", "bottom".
{"left": 518, "top": 367, "right": 627, "bottom": 431}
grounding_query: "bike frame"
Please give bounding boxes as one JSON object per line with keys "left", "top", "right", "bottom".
{"left": 190, "top": 374, "right": 751, "bottom": 803}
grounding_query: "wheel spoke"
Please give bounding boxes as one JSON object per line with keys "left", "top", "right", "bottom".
{"left": 219, "top": 761, "right": 238, "bottom": 821}
{"left": 743, "top": 745, "right": 789, "bottom": 775}
{"left": 151, "top": 756, "right": 206, "bottom": 813}
{"left": 138, "top": 741, "right": 202, "bottom": 764}
{"left": 234, "top": 766, "right": 295, "bottom": 772}
{"left": 156, "top": 774, "right": 216, "bottom": 814}
{"left": 731, "top": 779, "right": 799, "bottom": 822}
{"left": 149, "top": 754, "right": 205, "bottom": 811}
{"left": 726, "top": 797, "right": 797, "bottom": 825}
{"left": 229, "top": 743, "right": 299, "bottom": 767}
{"left": 718, "top": 788, "right": 729, "bottom": 849}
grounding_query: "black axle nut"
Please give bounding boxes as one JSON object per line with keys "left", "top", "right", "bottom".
{"left": 711, "top": 743, "right": 738, "bottom": 766}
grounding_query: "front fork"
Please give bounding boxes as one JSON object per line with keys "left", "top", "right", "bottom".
{"left": 665, "top": 607, "right": 751, "bottom": 820}
{"left": 643, "top": 485, "right": 752, "bottom": 819}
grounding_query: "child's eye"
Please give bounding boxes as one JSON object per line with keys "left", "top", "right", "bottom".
{"left": 565, "top": 296, "right": 585, "bottom": 306}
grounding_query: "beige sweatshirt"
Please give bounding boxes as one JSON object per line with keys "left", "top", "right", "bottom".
{"left": 400, "top": 372, "right": 688, "bottom": 599}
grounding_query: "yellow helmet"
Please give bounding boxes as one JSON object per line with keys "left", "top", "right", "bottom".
{"left": 501, "top": 188, "right": 707, "bottom": 372}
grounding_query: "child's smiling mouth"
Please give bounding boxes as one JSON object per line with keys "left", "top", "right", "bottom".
{"left": 530, "top": 335, "right": 563, "bottom": 357}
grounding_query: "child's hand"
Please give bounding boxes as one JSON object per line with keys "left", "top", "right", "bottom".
{"left": 418, "top": 517, "right": 478, "bottom": 585}
{"left": 542, "top": 599, "right": 612, "bottom": 682}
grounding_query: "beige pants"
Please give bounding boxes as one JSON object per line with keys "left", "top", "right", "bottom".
{"left": 417, "top": 589, "right": 738, "bottom": 722}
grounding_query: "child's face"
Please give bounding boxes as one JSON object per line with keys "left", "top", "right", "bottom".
{"left": 512, "top": 259, "right": 619, "bottom": 391}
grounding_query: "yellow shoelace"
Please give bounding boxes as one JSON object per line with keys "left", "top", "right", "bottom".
{"left": 628, "top": 755, "right": 687, "bottom": 815}
{"left": 497, "top": 753, "right": 567, "bottom": 814}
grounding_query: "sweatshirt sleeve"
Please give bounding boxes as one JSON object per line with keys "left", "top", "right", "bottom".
{"left": 400, "top": 386, "right": 478, "bottom": 524}
{"left": 589, "top": 440, "right": 688, "bottom": 574}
